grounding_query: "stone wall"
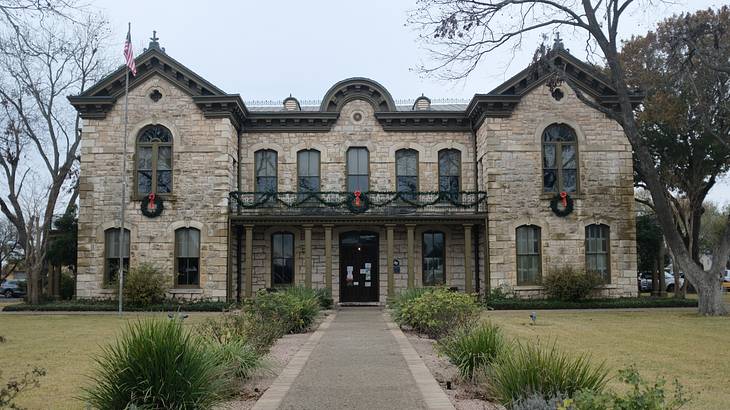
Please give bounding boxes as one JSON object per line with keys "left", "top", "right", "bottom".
{"left": 476, "top": 84, "right": 637, "bottom": 298}
{"left": 76, "top": 75, "right": 236, "bottom": 300}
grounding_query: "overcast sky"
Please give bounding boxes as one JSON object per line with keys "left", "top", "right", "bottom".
{"left": 93, "top": 0, "right": 730, "bottom": 205}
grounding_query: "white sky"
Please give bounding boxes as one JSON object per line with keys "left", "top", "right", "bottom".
{"left": 92, "top": 0, "right": 730, "bottom": 205}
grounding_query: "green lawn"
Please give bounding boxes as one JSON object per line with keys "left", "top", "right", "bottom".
{"left": 486, "top": 309, "right": 730, "bottom": 410}
{"left": 0, "top": 313, "right": 216, "bottom": 409}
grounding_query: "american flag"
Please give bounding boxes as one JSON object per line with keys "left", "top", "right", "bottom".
{"left": 123, "top": 26, "right": 137, "bottom": 76}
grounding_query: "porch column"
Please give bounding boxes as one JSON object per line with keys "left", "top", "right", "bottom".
{"left": 463, "top": 224, "right": 473, "bottom": 294}
{"left": 406, "top": 223, "right": 416, "bottom": 288}
{"left": 386, "top": 224, "right": 395, "bottom": 298}
{"left": 324, "top": 224, "right": 333, "bottom": 293}
{"left": 304, "top": 224, "right": 313, "bottom": 289}
{"left": 244, "top": 224, "right": 254, "bottom": 299}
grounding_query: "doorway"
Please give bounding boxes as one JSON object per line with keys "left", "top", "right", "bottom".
{"left": 339, "top": 231, "right": 379, "bottom": 303}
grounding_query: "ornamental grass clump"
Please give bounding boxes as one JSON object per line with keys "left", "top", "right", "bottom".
{"left": 208, "top": 338, "right": 268, "bottom": 381}
{"left": 436, "top": 321, "right": 508, "bottom": 381}
{"left": 488, "top": 341, "right": 609, "bottom": 406}
{"left": 396, "top": 287, "right": 479, "bottom": 338}
{"left": 197, "top": 310, "right": 284, "bottom": 354}
{"left": 83, "top": 318, "right": 231, "bottom": 409}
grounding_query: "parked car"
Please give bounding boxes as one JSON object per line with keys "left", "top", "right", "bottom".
{"left": 0, "top": 279, "right": 26, "bottom": 298}
{"left": 723, "top": 270, "right": 730, "bottom": 291}
{"left": 637, "top": 271, "right": 684, "bottom": 293}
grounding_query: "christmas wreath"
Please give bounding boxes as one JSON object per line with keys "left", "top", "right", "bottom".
{"left": 550, "top": 191, "right": 574, "bottom": 217}
{"left": 346, "top": 191, "right": 369, "bottom": 213}
{"left": 141, "top": 193, "right": 164, "bottom": 218}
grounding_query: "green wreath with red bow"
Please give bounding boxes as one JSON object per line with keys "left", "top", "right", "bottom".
{"left": 141, "top": 192, "right": 164, "bottom": 218}
{"left": 550, "top": 191, "right": 573, "bottom": 217}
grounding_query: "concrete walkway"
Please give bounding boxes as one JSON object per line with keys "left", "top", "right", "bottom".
{"left": 255, "top": 307, "right": 453, "bottom": 410}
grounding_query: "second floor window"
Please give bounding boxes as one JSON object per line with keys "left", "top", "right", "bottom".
{"left": 298, "top": 150, "right": 320, "bottom": 195}
{"left": 255, "top": 150, "right": 277, "bottom": 198}
{"left": 136, "top": 125, "right": 173, "bottom": 196}
{"left": 542, "top": 123, "right": 578, "bottom": 193}
{"left": 438, "top": 149, "right": 461, "bottom": 200}
{"left": 347, "top": 147, "right": 369, "bottom": 193}
{"left": 396, "top": 149, "right": 418, "bottom": 200}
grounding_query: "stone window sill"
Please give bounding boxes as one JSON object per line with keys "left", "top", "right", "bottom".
{"left": 513, "top": 285, "right": 544, "bottom": 291}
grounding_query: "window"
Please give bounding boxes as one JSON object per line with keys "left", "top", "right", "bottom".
{"left": 272, "top": 232, "right": 294, "bottom": 285}
{"left": 422, "top": 231, "right": 445, "bottom": 286}
{"left": 136, "top": 125, "right": 173, "bottom": 196}
{"left": 175, "top": 228, "right": 200, "bottom": 287}
{"left": 396, "top": 149, "right": 418, "bottom": 200}
{"left": 586, "top": 224, "right": 610, "bottom": 283}
{"left": 255, "top": 150, "right": 277, "bottom": 199}
{"left": 438, "top": 149, "right": 461, "bottom": 200}
{"left": 542, "top": 123, "right": 577, "bottom": 193}
{"left": 104, "top": 228, "right": 129, "bottom": 285}
{"left": 347, "top": 147, "right": 369, "bottom": 192}
{"left": 516, "top": 225, "right": 541, "bottom": 285}
{"left": 297, "top": 150, "right": 320, "bottom": 197}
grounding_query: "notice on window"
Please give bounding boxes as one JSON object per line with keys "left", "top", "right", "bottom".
{"left": 354, "top": 281, "right": 359, "bottom": 286}
{"left": 365, "top": 262, "right": 372, "bottom": 269}
{"left": 365, "top": 282, "right": 371, "bottom": 287}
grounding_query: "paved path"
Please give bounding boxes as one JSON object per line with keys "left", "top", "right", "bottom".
{"left": 255, "top": 307, "right": 453, "bottom": 410}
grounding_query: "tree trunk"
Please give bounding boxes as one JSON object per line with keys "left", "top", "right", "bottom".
{"left": 659, "top": 244, "right": 667, "bottom": 297}
{"left": 673, "top": 255, "right": 683, "bottom": 299}
{"left": 27, "top": 263, "right": 42, "bottom": 304}
{"left": 695, "top": 276, "right": 728, "bottom": 316}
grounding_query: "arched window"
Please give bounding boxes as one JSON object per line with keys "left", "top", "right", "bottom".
{"left": 516, "top": 225, "right": 541, "bottom": 285}
{"left": 438, "top": 149, "right": 461, "bottom": 200}
{"left": 396, "top": 149, "right": 418, "bottom": 200}
{"left": 255, "top": 150, "right": 278, "bottom": 199}
{"left": 104, "top": 228, "right": 129, "bottom": 285}
{"left": 175, "top": 227, "right": 200, "bottom": 287}
{"left": 272, "top": 232, "right": 294, "bottom": 285}
{"left": 542, "top": 123, "right": 577, "bottom": 193}
{"left": 297, "top": 149, "right": 320, "bottom": 195}
{"left": 586, "top": 224, "right": 610, "bottom": 283}
{"left": 347, "top": 147, "right": 369, "bottom": 193}
{"left": 422, "top": 231, "right": 445, "bottom": 286}
{"left": 136, "top": 125, "right": 173, "bottom": 196}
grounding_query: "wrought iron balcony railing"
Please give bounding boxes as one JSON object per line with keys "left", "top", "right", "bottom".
{"left": 229, "top": 191, "right": 487, "bottom": 216}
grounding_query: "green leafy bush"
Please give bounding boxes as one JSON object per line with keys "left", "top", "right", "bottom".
{"left": 396, "top": 287, "right": 480, "bottom": 338}
{"left": 83, "top": 318, "right": 230, "bottom": 409}
{"left": 60, "top": 272, "right": 75, "bottom": 300}
{"left": 486, "top": 297, "right": 698, "bottom": 310}
{"left": 541, "top": 266, "right": 604, "bottom": 301}
{"left": 247, "top": 287, "right": 320, "bottom": 334}
{"left": 436, "top": 321, "right": 507, "bottom": 380}
{"left": 197, "top": 310, "right": 283, "bottom": 354}
{"left": 208, "top": 338, "right": 267, "bottom": 381}
{"left": 123, "top": 263, "right": 167, "bottom": 306}
{"left": 572, "top": 366, "right": 691, "bottom": 410}
{"left": 389, "top": 287, "right": 435, "bottom": 323}
{"left": 488, "top": 341, "right": 609, "bottom": 405}
{"left": 314, "top": 288, "right": 334, "bottom": 309}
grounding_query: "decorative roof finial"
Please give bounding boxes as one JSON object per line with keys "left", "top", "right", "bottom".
{"left": 149, "top": 30, "right": 160, "bottom": 49}
{"left": 553, "top": 32, "right": 564, "bottom": 50}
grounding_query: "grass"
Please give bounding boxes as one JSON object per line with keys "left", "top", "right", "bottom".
{"left": 0, "top": 313, "right": 216, "bottom": 409}
{"left": 486, "top": 309, "right": 730, "bottom": 410}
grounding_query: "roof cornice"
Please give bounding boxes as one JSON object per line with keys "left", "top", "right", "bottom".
{"left": 374, "top": 111, "right": 471, "bottom": 132}
{"left": 192, "top": 95, "right": 248, "bottom": 131}
{"left": 244, "top": 111, "right": 340, "bottom": 132}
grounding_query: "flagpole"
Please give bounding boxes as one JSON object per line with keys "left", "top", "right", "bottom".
{"left": 118, "top": 23, "right": 131, "bottom": 317}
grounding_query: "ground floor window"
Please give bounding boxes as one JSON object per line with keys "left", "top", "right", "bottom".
{"left": 104, "top": 228, "right": 129, "bottom": 285}
{"left": 272, "top": 232, "right": 294, "bottom": 285}
{"left": 516, "top": 225, "right": 541, "bottom": 285}
{"left": 422, "top": 231, "right": 445, "bottom": 286}
{"left": 586, "top": 224, "right": 610, "bottom": 282}
{"left": 175, "top": 228, "right": 200, "bottom": 287}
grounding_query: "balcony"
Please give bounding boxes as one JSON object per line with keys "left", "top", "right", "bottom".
{"left": 229, "top": 191, "right": 487, "bottom": 217}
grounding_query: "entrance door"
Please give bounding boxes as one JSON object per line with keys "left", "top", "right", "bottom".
{"left": 339, "top": 231, "right": 379, "bottom": 303}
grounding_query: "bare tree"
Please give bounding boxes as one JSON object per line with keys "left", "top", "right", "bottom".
{"left": 411, "top": 0, "right": 729, "bottom": 315}
{"left": 0, "top": 3, "right": 109, "bottom": 303}
{"left": 0, "top": 216, "right": 21, "bottom": 281}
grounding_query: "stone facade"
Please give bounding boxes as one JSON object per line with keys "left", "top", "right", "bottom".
{"left": 71, "top": 42, "right": 638, "bottom": 303}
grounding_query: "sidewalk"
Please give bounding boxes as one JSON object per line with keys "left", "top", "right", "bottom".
{"left": 255, "top": 307, "right": 453, "bottom": 410}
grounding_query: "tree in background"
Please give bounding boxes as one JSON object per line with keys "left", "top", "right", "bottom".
{"left": 46, "top": 205, "right": 78, "bottom": 298}
{"left": 0, "top": 217, "right": 21, "bottom": 281}
{"left": 410, "top": 1, "right": 730, "bottom": 314}
{"left": 0, "top": 2, "right": 109, "bottom": 303}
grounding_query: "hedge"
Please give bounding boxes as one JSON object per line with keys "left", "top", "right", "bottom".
{"left": 487, "top": 297, "right": 698, "bottom": 310}
{"left": 2, "top": 300, "right": 232, "bottom": 312}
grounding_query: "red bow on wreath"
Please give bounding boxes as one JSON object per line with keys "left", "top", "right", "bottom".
{"left": 559, "top": 191, "right": 567, "bottom": 208}
{"left": 148, "top": 192, "right": 157, "bottom": 211}
{"left": 354, "top": 190, "right": 362, "bottom": 207}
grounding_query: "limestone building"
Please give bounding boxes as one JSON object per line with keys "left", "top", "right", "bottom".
{"left": 69, "top": 37, "right": 640, "bottom": 303}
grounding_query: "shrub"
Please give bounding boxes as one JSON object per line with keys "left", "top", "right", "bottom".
{"left": 208, "top": 339, "right": 267, "bottom": 381}
{"left": 396, "top": 287, "right": 480, "bottom": 338}
{"left": 60, "top": 272, "right": 75, "bottom": 300}
{"left": 541, "top": 266, "right": 604, "bottom": 301}
{"left": 83, "top": 318, "right": 230, "bottom": 409}
{"left": 197, "top": 311, "right": 283, "bottom": 354}
{"left": 488, "top": 341, "right": 609, "bottom": 405}
{"left": 247, "top": 287, "right": 320, "bottom": 334}
{"left": 572, "top": 366, "right": 691, "bottom": 410}
{"left": 123, "top": 263, "right": 167, "bottom": 306}
{"left": 314, "top": 288, "right": 334, "bottom": 309}
{"left": 436, "top": 321, "right": 507, "bottom": 380}
{"left": 389, "top": 287, "right": 435, "bottom": 323}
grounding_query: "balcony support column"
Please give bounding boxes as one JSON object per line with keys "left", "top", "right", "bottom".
{"left": 324, "top": 224, "right": 333, "bottom": 293}
{"left": 406, "top": 224, "right": 416, "bottom": 288}
{"left": 303, "top": 224, "right": 313, "bottom": 289}
{"left": 244, "top": 224, "right": 254, "bottom": 299}
{"left": 463, "top": 224, "right": 473, "bottom": 294}
{"left": 386, "top": 224, "right": 395, "bottom": 298}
